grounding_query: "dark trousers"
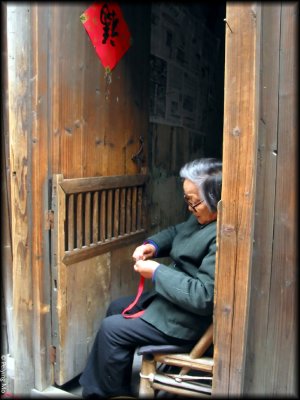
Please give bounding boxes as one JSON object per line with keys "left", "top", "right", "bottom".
{"left": 79, "top": 292, "right": 195, "bottom": 398}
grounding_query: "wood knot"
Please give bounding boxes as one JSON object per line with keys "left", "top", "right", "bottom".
{"left": 231, "top": 127, "right": 240, "bottom": 137}
{"left": 222, "top": 224, "right": 235, "bottom": 236}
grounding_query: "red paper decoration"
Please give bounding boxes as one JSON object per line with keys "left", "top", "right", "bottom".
{"left": 80, "top": 2, "right": 131, "bottom": 72}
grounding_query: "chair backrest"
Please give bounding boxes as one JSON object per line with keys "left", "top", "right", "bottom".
{"left": 138, "top": 323, "right": 214, "bottom": 398}
{"left": 180, "top": 322, "right": 213, "bottom": 375}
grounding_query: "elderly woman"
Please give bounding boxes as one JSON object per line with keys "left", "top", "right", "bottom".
{"left": 80, "top": 158, "right": 222, "bottom": 398}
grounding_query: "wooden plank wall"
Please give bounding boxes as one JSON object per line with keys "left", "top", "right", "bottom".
{"left": 214, "top": 2, "right": 297, "bottom": 396}
{"left": 244, "top": 3, "right": 297, "bottom": 395}
{"left": 1, "top": 2, "right": 14, "bottom": 360}
{"left": 212, "top": 3, "right": 260, "bottom": 395}
{"left": 1, "top": 116, "right": 14, "bottom": 358}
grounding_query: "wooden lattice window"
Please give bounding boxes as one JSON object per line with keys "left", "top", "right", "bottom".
{"left": 51, "top": 174, "right": 148, "bottom": 265}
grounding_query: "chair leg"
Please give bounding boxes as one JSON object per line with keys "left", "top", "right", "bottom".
{"left": 139, "top": 355, "right": 156, "bottom": 398}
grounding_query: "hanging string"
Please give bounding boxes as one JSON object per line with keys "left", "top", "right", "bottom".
{"left": 104, "top": 66, "right": 112, "bottom": 101}
{"left": 121, "top": 276, "right": 145, "bottom": 319}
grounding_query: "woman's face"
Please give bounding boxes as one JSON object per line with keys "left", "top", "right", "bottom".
{"left": 183, "top": 179, "right": 217, "bottom": 225}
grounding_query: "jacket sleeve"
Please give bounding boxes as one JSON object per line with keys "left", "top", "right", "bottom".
{"left": 153, "top": 237, "right": 216, "bottom": 316}
{"left": 147, "top": 220, "right": 187, "bottom": 258}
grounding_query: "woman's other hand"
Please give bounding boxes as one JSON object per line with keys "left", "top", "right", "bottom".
{"left": 132, "top": 243, "right": 156, "bottom": 261}
{"left": 134, "top": 259, "right": 160, "bottom": 279}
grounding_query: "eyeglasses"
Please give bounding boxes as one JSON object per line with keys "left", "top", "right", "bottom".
{"left": 183, "top": 195, "right": 205, "bottom": 211}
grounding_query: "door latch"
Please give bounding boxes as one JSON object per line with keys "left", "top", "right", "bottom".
{"left": 131, "top": 136, "right": 144, "bottom": 168}
{"left": 45, "top": 210, "right": 54, "bottom": 230}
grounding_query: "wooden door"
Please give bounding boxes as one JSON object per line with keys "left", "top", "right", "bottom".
{"left": 4, "top": 1, "right": 150, "bottom": 392}
{"left": 46, "top": 4, "right": 151, "bottom": 385}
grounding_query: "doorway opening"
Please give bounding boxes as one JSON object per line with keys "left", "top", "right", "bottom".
{"left": 147, "top": 2, "right": 225, "bottom": 234}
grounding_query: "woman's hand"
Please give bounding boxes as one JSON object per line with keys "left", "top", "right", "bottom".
{"left": 134, "top": 260, "right": 160, "bottom": 279}
{"left": 132, "top": 243, "right": 156, "bottom": 261}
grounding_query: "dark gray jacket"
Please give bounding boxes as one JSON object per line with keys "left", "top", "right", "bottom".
{"left": 141, "top": 214, "right": 217, "bottom": 340}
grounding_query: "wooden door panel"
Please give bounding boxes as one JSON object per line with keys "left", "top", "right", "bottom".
{"left": 47, "top": 3, "right": 151, "bottom": 385}
{"left": 49, "top": 4, "right": 150, "bottom": 179}
{"left": 51, "top": 174, "right": 148, "bottom": 384}
{"left": 52, "top": 254, "right": 111, "bottom": 384}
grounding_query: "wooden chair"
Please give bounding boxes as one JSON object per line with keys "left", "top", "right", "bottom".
{"left": 138, "top": 323, "right": 214, "bottom": 398}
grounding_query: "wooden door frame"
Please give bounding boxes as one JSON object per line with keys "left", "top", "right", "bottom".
{"left": 5, "top": 3, "right": 52, "bottom": 394}
{"left": 213, "top": 3, "right": 261, "bottom": 395}
{"left": 4, "top": 1, "right": 266, "bottom": 396}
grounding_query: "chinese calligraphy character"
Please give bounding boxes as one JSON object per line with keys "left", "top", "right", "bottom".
{"left": 81, "top": 1, "right": 131, "bottom": 71}
{"left": 100, "top": 3, "right": 119, "bottom": 46}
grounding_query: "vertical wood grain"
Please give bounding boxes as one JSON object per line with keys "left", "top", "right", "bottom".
{"left": 244, "top": 4, "right": 281, "bottom": 393}
{"left": 1, "top": 0, "right": 14, "bottom": 364}
{"left": 126, "top": 187, "right": 132, "bottom": 234}
{"left": 67, "top": 194, "right": 74, "bottom": 251}
{"left": 264, "top": 3, "right": 297, "bottom": 395}
{"left": 137, "top": 186, "right": 143, "bottom": 230}
{"left": 131, "top": 187, "right": 137, "bottom": 232}
{"left": 84, "top": 192, "right": 91, "bottom": 246}
{"left": 7, "top": 4, "right": 35, "bottom": 395}
{"left": 52, "top": 174, "right": 66, "bottom": 384}
{"left": 120, "top": 188, "right": 126, "bottom": 235}
{"left": 52, "top": 5, "right": 85, "bottom": 177}
{"left": 49, "top": 4, "right": 150, "bottom": 179}
{"left": 30, "top": 5, "right": 52, "bottom": 389}
{"left": 107, "top": 189, "right": 113, "bottom": 240}
{"left": 76, "top": 193, "right": 83, "bottom": 249}
{"left": 92, "top": 191, "right": 99, "bottom": 244}
{"left": 213, "top": 3, "right": 260, "bottom": 395}
{"left": 114, "top": 189, "right": 120, "bottom": 238}
{"left": 100, "top": 191, "right": 106, "bottom": 242}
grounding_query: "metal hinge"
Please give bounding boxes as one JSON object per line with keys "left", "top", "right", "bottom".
{"left": 50, "top": 346, "right": 56, "bottom": 364}
{"left": 45, "top": 210, "right": 54, "bottom": 230}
